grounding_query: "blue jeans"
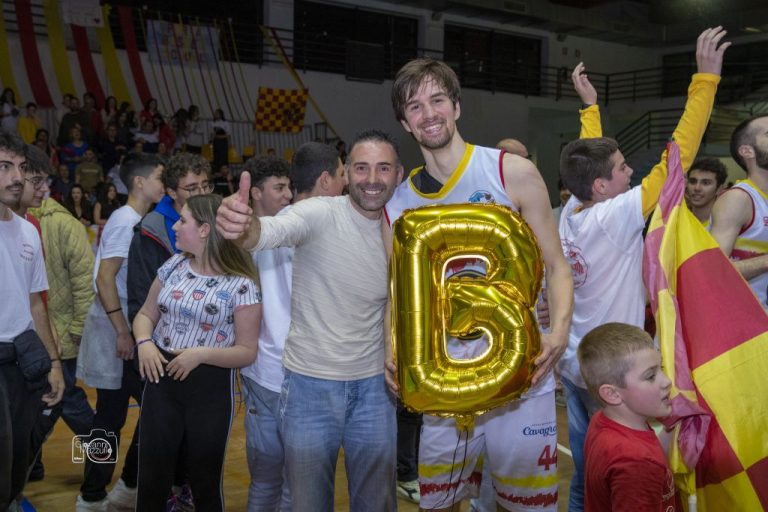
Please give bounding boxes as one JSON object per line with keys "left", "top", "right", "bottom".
{"left": 241, "top": 375, "right": 291, "bottom": 511}
{"left": 279, "top": 370, "right": 396, "bottom": 512}
{"left": 61, "top": 358, "right": 95, "bottom": 436}
{"left": 562, "top": 376, "right": 599, "bottom": 512}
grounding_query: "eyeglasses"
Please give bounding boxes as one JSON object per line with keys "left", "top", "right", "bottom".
{"left": 178, "top": 182, "right": 214, "bottom": 194}
{"left": 25, "top": 175, "right": 48, "bottom": 189}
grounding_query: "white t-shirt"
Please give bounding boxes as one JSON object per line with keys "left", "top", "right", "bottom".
{"left": 254, "top": 196, "right": 388, "bottom": 381}
{"left": 558, "top": 187, "right": 647, "bottom": 388}
{"left": 0, "top": 213, "right": 48, "bottom": 341}
{"left": 212, "top": 120, "right": 231, "bottom": 136}
{"left": 241, "top": 242, "right": 293, "bottom": 392}
{"left": 730, "top": 180, "right": 768, "bottom": 310}
{"left": 93, "top": 205, "right": 141, "bottom": 300}
{"left": 241, "top": 205, "right": 293, "bottom": 392}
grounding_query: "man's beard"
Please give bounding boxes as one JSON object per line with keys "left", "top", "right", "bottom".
{"left": 755, "top": 145, "right": 768, "bottom": 170}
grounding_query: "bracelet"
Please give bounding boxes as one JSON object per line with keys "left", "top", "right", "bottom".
{"left": 136, "top": 338, "right": 153, "bottom": 347}
{"left": 105, "top": 307, "right": 122, "bottom": 315}
{"left": 50, "top": 357, "right": 60, "bottom": 362}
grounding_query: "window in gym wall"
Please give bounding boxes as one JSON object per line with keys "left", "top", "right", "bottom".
{"left": 444, "top": 24, "right": 542, "bottom": 96}
{"left": 293, "top": 0, "right": 418, "bottom": 80}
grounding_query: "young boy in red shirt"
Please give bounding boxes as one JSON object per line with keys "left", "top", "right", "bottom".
{"left": 578, "top": 323, "right": 678, "bottom": 511}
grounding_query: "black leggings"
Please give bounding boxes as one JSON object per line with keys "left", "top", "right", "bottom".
{"left": 137, "top": 353, "right": 236, "bottom": 512}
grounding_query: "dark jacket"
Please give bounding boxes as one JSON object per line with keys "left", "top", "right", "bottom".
{"left": 127, "top": 196, "right": 179, "bottom": 324}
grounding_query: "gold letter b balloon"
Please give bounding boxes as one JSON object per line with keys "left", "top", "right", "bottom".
{"left": 391, "top": 203, "right": 543, "bottom": 429}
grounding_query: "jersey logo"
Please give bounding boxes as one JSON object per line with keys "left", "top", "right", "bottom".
{"left": 192, "top": 289, "right": 206, "bottom": 300}
{"left": 171, "top": 290, "right": 183, "bottom": 300}
{"left": 562, "top": 239, "right": 588, "bottom": 288}
{"left": 468, "top": 190, "right": 495, "bottom": 203}
{"left": 215, "top": 290, "right": 232, "bottom": 301}
{"left": 215, "top": 330, "right": 227, "bottom": 343}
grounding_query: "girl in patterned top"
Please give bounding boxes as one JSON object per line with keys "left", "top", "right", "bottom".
{"left": 133, "top": 194, "right": 261, "bottom": 511}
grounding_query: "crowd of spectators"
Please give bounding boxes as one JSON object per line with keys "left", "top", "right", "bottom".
{"left": 0, "top": 91, "right": 240, "bottom": 226}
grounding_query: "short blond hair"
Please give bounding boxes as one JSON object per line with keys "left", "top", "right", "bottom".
{"left": 577, "top": 323, "right": 654, "bottom": 403}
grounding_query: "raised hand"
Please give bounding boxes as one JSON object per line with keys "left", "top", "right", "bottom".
{"left": 572, "top": 62, "right": 597, "bottom": 106}
{"left": 696, "top": 26, "right": 731, "bottom": 76}
{"left": 216, "top": 170, "right": 254, "bottom": 241}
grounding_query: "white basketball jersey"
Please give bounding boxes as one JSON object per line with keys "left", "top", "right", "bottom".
{"left": 730, "top": 180, "right": 768, "bottom": 309}
{"left": 385, "top": 144, "right": 514, "bottom": 224}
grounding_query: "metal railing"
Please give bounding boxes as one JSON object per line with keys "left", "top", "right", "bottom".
{"left": 614, "top": 105, "right": 756, "bottom": 160}
{"left": 10, "top": 3, "right": 768, "bottom": 159}
{"left": 6, "top": 2, "right": 768, "bottom": 107}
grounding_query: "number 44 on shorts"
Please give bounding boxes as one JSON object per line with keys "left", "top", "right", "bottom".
{"left": 537, "top": 445, "right": 557, "bottom": 471}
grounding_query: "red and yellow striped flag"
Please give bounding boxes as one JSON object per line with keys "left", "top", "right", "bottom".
{"left": 643, "top": 142, "right": 768, "bottom": 510}
{"left": 254, "top": 87, "right": 308, "bottom": 133}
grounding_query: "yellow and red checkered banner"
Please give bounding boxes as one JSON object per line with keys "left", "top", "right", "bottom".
{"left": 643, "top": 142, "right": 768, "bottom": 510}
{"left": 254, "top": 87, "right": 308, "bottom": 133}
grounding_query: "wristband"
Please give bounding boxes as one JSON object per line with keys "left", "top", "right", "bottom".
{"left": 136, "top": 338, "right": 154, "bottom": 347}
{"left": 105, "top": 307, "right": 122, "bottom": 315}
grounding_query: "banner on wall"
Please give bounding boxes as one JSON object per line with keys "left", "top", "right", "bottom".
{"left": 254, "top": 87, "right": 309, "bottom": 133}
{"left": 146, "top": 20, "right": 220, "bottom": 68}
{"left": 60, "top": 0, "right": 103, "bottom": 27}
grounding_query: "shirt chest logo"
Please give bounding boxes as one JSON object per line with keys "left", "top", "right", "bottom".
{"left": 19, "top": 243, "right": 34, "bottom": 262}
{"left": 562, "top": 240, "right": 588, "bottom": 288}
{"left": 468, "top": 190, "right": 495, "bottom": 203}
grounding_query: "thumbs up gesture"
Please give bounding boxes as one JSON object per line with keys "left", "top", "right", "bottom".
{"left": 216, "top": 171, "right": 257, "bottom": 248}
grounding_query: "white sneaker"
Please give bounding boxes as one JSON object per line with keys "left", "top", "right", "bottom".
{"left": 75, "top": 495, "right": 109, "bottom": 512}
{"left": 397, "top": 479, "right": 421, "bottom": 503}
{"left": 106, "top": 478, "right": 137, "bottom": 509}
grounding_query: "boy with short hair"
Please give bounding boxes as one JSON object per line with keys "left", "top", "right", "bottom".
{"left": 686, "top": 157, "right": 727, "bottom": 225}
{"left": 0, "top": 131, "right": 64, "bottom": 511}
{"left": 76, "top": 153, "right": 165, "bottom": 512}
{"left": 127, "top": 152, "right": 212, "bottom": 325}
{"left": 578, "top": 323, "right": 677, "bottom": 512}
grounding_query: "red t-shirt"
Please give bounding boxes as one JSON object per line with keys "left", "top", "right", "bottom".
{"left": 584, "top": 410, "right": 678, "bottom": 512}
